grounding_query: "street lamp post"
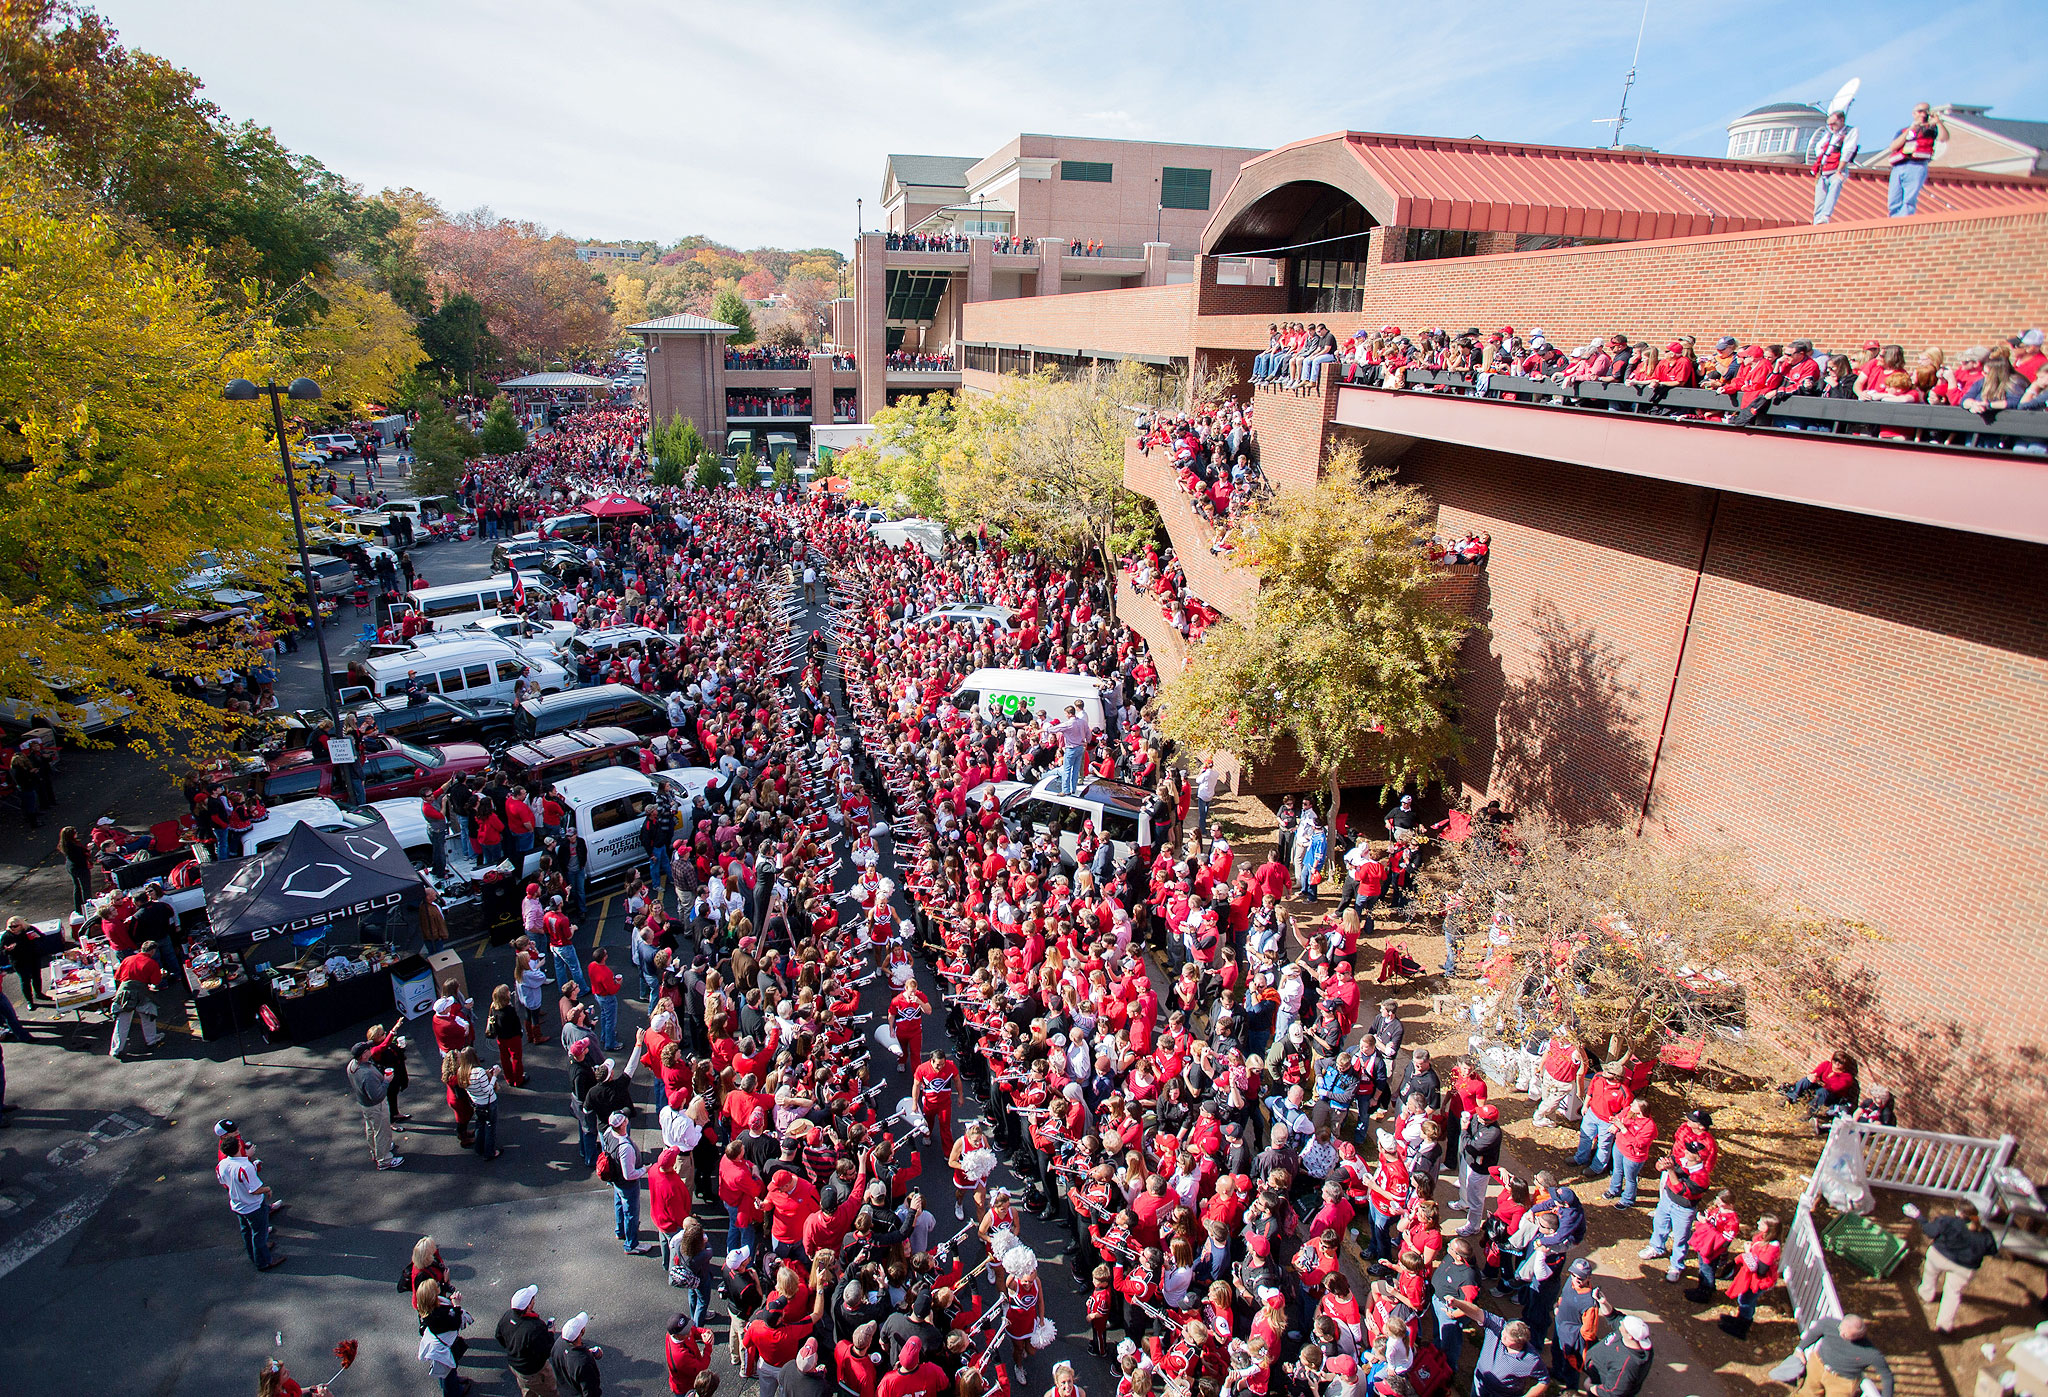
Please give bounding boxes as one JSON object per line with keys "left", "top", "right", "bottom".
{"left": 224, "top": 377, "right": 341, "bottom": 716}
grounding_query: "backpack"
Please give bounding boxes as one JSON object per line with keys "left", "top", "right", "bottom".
{"left": 594, "top": 1148, "right": 619, "bottom": 1183}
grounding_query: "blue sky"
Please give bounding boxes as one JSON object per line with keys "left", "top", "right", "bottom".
{"left": 107, "top": 0, "right": 2048, "bottom": 250}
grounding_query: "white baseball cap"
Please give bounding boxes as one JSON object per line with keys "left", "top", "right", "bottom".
{"left": 564, "top": 1312, "right": 592, "bottom": 1342}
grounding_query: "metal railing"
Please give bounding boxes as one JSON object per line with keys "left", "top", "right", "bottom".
{"left": 1167, "top": 249, "right": 1198, "bottom": 262}
{"left": 1067, "top": 244, "right": 1147, "bottom": 260}
{"left": 1354, "top": 367, "right": 2048, "bottom": 452}
{"left": 1782, "top": 1203, "right": 1845, "bottom": 1330}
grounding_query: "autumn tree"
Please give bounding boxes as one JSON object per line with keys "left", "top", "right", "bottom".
{"left": 711, "top": 287, "right": 755, "bottom": 345}
{"left": 783, "top": 275, "right": 832, "bottom": 345}
{"left": 1162, "top": 444, "right": 1473, "bottom": 811}
{"left": 414, "top": 210, "right": 613, "bottom": 363}
{"left": 1413, "top": 817, "right": 1866, "bottom": 1064}
{"left": 0, "top": 141, "right": 293, "bottom": 761}
{"left": 475, "top": 396, "right": 527, "bottom": 455}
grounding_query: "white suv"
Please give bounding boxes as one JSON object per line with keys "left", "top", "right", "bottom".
{"left": 567, "top": 625, "right": 677, "bottom": 668}
{"left": 971, "top": 771, "right": 1158, "bottom": 867}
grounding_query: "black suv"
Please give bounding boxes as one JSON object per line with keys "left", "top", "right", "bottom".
{"left": 513, "top": 684, "right": 668, "bottom": 742}
{"left": 342, "top": 694, "right": 517, "bottom": 747}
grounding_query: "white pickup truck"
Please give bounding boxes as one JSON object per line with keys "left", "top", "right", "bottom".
{"left": 502, "top": 767, "right": 720, "bottom": 883}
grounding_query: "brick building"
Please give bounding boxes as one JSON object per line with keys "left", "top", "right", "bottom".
{"left": 957, "top": 129, "right": 2048, "bottom": 1145}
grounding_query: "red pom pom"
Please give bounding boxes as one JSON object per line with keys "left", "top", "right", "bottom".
{"left": 334, "top": 1338, "right": 359, "bottom": 1368}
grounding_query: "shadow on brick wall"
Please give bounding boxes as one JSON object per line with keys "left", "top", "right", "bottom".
{"left": 1799, "top": 954, "right": 2046, "bottom": 1162}
{"left": 1491, "top": 599, "right": 1653, "bottom": 829}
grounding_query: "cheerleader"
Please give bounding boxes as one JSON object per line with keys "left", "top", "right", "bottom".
{"left": 888, "top": 981, "right": 930, "bottom": 1066}
{"left": 1044, "top": 1359, "right": 1085, "bottom": 1397}
{"left": 1002, "top": 1246, "right": 1043, "bottom": 1386}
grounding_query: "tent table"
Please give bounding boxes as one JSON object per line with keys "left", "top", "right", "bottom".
{"left": 191, "top": 977, "right": 267, "bottom": 1042}
{"left": 268, "top": 972, "right": 394, "bottom": 1043}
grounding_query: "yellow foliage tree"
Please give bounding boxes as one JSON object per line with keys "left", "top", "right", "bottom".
{"left": 277, "top": 260, "right": 423, "bottom": 410}
{"left": 0, "top": 142, "right": 295, "bottom": 761}
{"left": 1162, "top": 444, "right": 1473, "bottom": 806}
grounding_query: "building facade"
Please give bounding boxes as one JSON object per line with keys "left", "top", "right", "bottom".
{"left": 952, "top": 128, "right": 2048, "bottom": 1148}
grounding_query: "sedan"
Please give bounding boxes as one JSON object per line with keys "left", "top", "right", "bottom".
{"left": 257, "top": 739, "right": 490, "bottom": 806}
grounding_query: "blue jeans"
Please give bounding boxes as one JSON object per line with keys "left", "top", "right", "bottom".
{"left": 237, "top": 1206, "right": 274, "bottom": 1269}
{"left": 725, "top": 1204, "right": 754, "bottom": 1258}
{"left": 1574, "top": 1115, "right": 1616, "bottom": 1173}
{"left": 1195, "top": 796, "right": 1212, "bottom": 839}
{"left": 614, "top": 1180, "right": 642, "bottom": 1248}
{"left": 1888, "top": 160, "right": 1929, "bottom": 216}
{"left": 509, "top": 829, "right": 535, "bottom": 856}
{"left": 552, "top": 943, "right": 588, "bottom": 992}
{"left": 473, "top": 1098, "right": 498, "bottom": 1157}
{"left": 1647, "top": 1194, "right": 1697, "bottom": 1278}
{"left": 596, "top": 994, "right": 619, "bottom": 1050}
{"left": 1813, "top": 171, "right": 1846, "bottom": 223}
{"left": 649, "top": 843, "right": 671, "bottom": 887}
{"left": 1432, "top": 1295, "right": 1465, "bottom": 1372}
{"left": 1366, "top": 1200, "right": 1399, "bottom": 1261}
{"left": 632, "top": 941, "right": 659, "bottom": 1006}
{"left": 578, "top": 1113, "right": 599, "bottom": 1168}
{"left": 1060, "top": 745, "right": 1085, "bottom": 795}
{"left": 1606, "top": 1153, "right": 1645, "bottom": 1205}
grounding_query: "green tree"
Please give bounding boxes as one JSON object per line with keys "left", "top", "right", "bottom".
{"left": 409, "top": 396, "right": 477, "bottom": 495}
{"left": 732, "top": 446, "right": 759, "bottom": 490}
{"left": 693, "top": 448, "right": 724, "bottom": 491}
{"left": 1161, "top": 444, "right": 1474, "bottom": 809}
{"left": 475, "top": 395, "right": 527, "bottom": 455}
{"left": 711, "top": 287, "right": 755, "bottom": 345}
{"left": 940, "top": 365, "right": 1158, "bottom": 607}
{"left": 772, "top": 448, "right": 795, "bottom": 490}
{"left": 416, "top": 290, "right": 498, "bottom": 390}
{"left": 840, "top": 392, "right": 952, "bottom": 519}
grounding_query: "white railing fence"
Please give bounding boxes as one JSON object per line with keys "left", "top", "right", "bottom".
{"left": 1782, "top": 1202, "right": 1845, "bottom": 1329}
{"left": 1849, "top": 1123, "right": 2016, "bottom": 1212}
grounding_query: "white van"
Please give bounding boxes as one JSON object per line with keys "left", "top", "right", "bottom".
{"left": 402, "top": 574, "right": 557, "bottom": 631}
{"left": 340, "top": 639, "right": 568, "bottom": 706}
{"left": 519, "top": 768, "right": 658, "bottom": 882}
{"left": 949, "top": 667, "right": 1117, "bottom": 737}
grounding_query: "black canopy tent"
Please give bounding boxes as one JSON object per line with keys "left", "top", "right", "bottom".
{"left": 202, "top": 817, "right": 424, "bottom": 953}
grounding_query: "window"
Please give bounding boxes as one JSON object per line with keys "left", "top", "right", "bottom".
{"left": 265, "top": 768, "right": 327, "bottom": 800}
{"left": 464, "top": 663, "right": 492, "bottom": 690}
{"left": 435, "top": 668, "right": 462, "bottom": 693}
{"left": 1402, "top": 228, "right": 1483, "bottom": 262}
{"left": 1060, "top": 160, "right": 1112, "bottom": 183}
{"left": 1102, "top": 810, "right": 1140, "bottom": 847}
{"left": 423, "top": 592, "right": 481, "bottom": 619}
{"left": 587, "top": 796, "right": 642, "bottom": 832}
{"left": 365, "top": 752, "right": 414, "bottom": 782}
{"left": 495, "top": 659, "right": 524, "bottom": 682}
{"left": 1159, "top": 167, "right": 1211, "bottom": 211}
{"left": 1287, "top": 192, "right": 1373, "bottom": 314}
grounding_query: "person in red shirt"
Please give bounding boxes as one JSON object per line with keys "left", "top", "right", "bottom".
{"left": 586, "top": 948, "right": 623, "bottom": 1052}
{"left": 110, "top": 942, "right": 165, "bottom": 1057}
{"left": 877, "top": 1337, "right": 948, "bottom": 1397}
{"left": 888, "top": 982, "right": 929, "bottom": 1067}
{"left": 504, "top": 793, "right": 536, "bottom": 856}
{"left": 912, "top": 1049, "right": 959, "bottom": 1162}
{"left": 1574, "top": 1061, "right": 1634, "bottom": 1175}
{"left": 1604, "top": 1099, "right": 1660, "bottom": 1207}
{"left": 666, "top": 1311, "right": 714, "bottom": 1395}
{"left": 1781, "top": 1050, "right": 1859, "bottom": 1118}
{"left": 837, "top": 1323, "right": 882, "bottom": 1397}
{"left": 718, "top": 1140, "right": 765, "bottom": 1254}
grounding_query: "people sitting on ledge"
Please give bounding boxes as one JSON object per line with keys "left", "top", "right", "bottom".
{"left": 1251, "top": 320, "right": 2046, "bottom": 447}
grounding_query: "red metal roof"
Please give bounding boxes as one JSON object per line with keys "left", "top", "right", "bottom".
{"left": 1340, "top": 132, "right": 2046, "bottom": 236}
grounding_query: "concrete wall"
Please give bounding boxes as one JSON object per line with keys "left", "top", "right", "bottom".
{"left": 962, "top": 282, "right": 1196, "bottom": 357}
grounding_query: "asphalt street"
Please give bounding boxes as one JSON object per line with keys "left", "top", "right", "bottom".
{"left": 0, "top": 539, "right": 1115, "bottom": 1397}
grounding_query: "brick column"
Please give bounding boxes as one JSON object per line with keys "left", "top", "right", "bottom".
{"left": 968, "top": 237, "right": 994, "bottom": 303}
{"left": 1036, "top": 236, "right": 1065, "bottom": 297}
{"left": 808, "top": 353, "right": 835, "bottom": 432}
{"left": 1142, "top": 241, "right": 1169, "bottom": 287}
{"left": 855, "top": 232, "right": 887, "bottom": 422}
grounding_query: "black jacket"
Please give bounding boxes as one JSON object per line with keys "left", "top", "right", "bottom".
{"left": 552, "top": 1338, "right": 604, "bottom": 1397}
{"left": 496, "top": 1310, "right": 554, "bottom": 1375}
{"left": 1461, "top": 1121, "right": 1502, "bottom": 1171}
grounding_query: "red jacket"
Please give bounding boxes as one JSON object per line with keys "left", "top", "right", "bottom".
{"left": 719, "top": 1157, "right": 764, "bottom": 1225}
{"left": 667, "top": 1327, "right": 714, "bottom": 1394}
{"left": 650, "top": 1147, "right": 693, "bottom": 1233}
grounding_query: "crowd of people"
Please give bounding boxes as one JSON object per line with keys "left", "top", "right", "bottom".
{"left": 886, "top": 233, "right": 973, "bottom": 253}
{"left": 1124, "top": 546, "right": 1222, "bottom": 652}
{"left": 1249, "top": 321, "right": 2048, "bottom": 447}
{"left": 729, "top": 349, "right": 827, "bottom": 372}
{"left": 1134, "top": 402, "right": 1266, "bottom": 555}
{"left": 52, "top": 394, "right": 1936, "bottom": 1397}
{"left": 888, "top": 353, "right": 956, "bottom": 373}
{"left": 729, "top": 393, "right": 811, "bottom": 419}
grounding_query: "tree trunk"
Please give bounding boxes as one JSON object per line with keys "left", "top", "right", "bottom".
{"left": 1327, "top": 771, "right": 1343, "bottom": 869}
